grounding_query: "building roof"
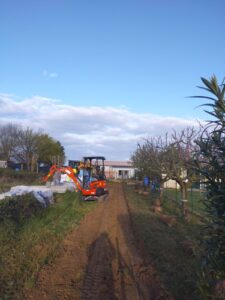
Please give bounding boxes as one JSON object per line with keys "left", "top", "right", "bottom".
{"left": 104, "top": 161, "right": 133, "bottom": 167}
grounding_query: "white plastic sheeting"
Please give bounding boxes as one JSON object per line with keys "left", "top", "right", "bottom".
{"left": 47, "top": 182, "right": 77, "bottom": 193}
{"left": 0, "top": 186, "right": 54, "bottom": 207}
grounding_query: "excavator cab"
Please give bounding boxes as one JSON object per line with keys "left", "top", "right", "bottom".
{"left": 81, "top": 156, "right": 108, "bottom": 199}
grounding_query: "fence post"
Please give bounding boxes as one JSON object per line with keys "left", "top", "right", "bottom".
{"left": 176, "top": 182, "right": 178, "bottom": 202}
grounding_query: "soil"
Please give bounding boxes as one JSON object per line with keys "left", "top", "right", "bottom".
{"left": 24, "top": 182, "right": 172, "bottom": 300}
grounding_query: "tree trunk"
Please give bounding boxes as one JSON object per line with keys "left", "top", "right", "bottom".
{"left": 180, "top": 182, "right": 189, "bottom": 220}
{"left": 151, "top": 181, "right": 164, "bottom": 213}
{"left": 159, "top": 181, "right": 164, "bottom": 204}
{"left": 26, "top": 153, "right": 31, "bottom": 171}
{"left": 31, "top": 155, "right": 36, "bottom": 173}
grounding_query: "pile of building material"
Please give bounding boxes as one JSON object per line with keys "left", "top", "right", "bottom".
{"left": 0, "top": 182, "right": 77, "bottom": 207}
{"left": 0, "top": 185, "right": 54, "bottom": 207}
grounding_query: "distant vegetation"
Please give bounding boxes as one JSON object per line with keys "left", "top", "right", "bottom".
{"left": 0, "top": 168, "right": 40, "bottom": 193}
{"left": 0, "top": 124, "right": 65, "bottom": 171}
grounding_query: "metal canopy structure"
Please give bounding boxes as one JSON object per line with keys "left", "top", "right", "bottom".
{"left": 83, "top": 156, "right": 105, "bottom": 161}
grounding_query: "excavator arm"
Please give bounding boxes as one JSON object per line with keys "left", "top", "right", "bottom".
{"left": 43, "top": 165, "right": 83, "bottom": 191}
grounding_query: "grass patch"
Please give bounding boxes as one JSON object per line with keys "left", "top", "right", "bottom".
{"left": 124, "top": 183, "right": 204, "bottom": 300}
{"left": 164, "top": 188, "right": 206, "bottom": 215}
{"left": 0, "top": 191, "right": 96, "bottom": 299}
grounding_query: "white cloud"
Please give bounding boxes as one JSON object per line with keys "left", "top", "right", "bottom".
{"left": 0, "top": 93, "right": 201, "bottom": 161}
{"left": 42, "top": 70, "right": 58, "bottom": 79}
{"left": 49, "top": 72, "right": 58, "bottom": 78}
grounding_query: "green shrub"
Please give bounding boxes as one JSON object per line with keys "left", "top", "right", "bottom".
{"left": 192, "top": 76, "right": 225, "bottom": 298}
{"left": 0, "top": 194, "right": 44, "bottom": 224}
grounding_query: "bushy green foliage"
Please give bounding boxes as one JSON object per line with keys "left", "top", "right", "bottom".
{"left": 36, "top": 133, "right": 65, "bottom": 164}
{"left": 193, "top": 75, "right": 225, "bottom": 297}
{"left": 0, "top": 194, "right": 43, "bottom": 224}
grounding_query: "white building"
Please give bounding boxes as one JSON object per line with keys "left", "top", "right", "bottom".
{"left": 0, "top": 161, "right": 7, "bottom": 168}
{"left": 104, "top": 161, "right": 135, "bottom": 179}
{"left": 163, "top": 179, "right": 179, "bottom": 189}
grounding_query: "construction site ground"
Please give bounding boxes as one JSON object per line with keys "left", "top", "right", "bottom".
{"left": 24, "top": 182, "right": 171, "bottom": 300}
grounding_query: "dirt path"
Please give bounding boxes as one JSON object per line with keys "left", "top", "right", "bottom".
{"left": 24, "top": 183, "right": 171, "bottom": 300}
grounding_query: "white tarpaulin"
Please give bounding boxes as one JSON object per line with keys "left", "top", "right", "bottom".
{"left": 0, "top": 181, "right": 78, "bottom": 206}
{"left": 0, "top": 186, "right": 54, "bottom": 207}
{"left": 47, "top": 182, "right": 77, "bottom": 193}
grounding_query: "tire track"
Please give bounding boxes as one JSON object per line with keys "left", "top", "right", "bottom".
{"left": 25, "top": 182, "right": 172, "bottom": 300}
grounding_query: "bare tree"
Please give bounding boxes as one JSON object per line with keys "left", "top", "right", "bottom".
{"left": 169, "top": 127, "right": 199, "bottom": 219}
{"left": 0, "top": 123, "right": 21, "bottom": 160}
{"left": 132, "top": 127, "right": 199, "bottom": 218}
{"left": 131, "top": 134, "right": 171, "bottom": 208}
{"left": 15, "top": 127, "right": 40, "bottom": 171}
{"left": 0, "top": 123, "right": 66, "bottom": 172}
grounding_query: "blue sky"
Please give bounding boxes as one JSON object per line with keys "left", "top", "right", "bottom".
{"left": 1, "top": 0, "right": 225, "bottom": 160}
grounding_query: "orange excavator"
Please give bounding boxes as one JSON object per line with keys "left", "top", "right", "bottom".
{"left": 43, "top": 156, "right": 108, "bottom": 200}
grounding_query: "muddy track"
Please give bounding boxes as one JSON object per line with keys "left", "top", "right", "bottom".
{"left": 24, "top": 183, "right": 171, "bottom": 300}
